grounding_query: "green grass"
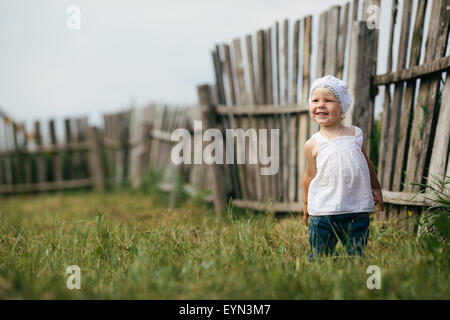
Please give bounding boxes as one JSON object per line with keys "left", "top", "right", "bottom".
{"left": 0, "top": 189, "right": 448, "bottom": 300}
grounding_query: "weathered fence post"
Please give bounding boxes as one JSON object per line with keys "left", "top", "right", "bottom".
{"left": 49, "top": 120, "right": 63, "bottom": 186}
{"left": 87, "top": 126, "right": 104, "bottom": 192}
{"left": 197, "top": 84, "right": 228, "bottom": 214}
{"left": 12, "top": 123, "right": 22, "bottom": 186}
{"left": 346, "top": 20, "right": 376, "bottom": 152}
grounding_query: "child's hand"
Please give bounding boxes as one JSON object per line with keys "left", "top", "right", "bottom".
{"left": 303, "top": 204, "right": 309, "bottom": 226}
{"left": 372, "top": 189, "right": 384, "bottom": 211}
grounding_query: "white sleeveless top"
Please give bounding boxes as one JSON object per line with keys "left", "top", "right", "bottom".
{"left": 307, "top": 126, "right": 375, "bottom": 216}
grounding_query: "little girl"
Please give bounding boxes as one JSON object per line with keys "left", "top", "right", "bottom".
{"left": 303, "top": 75, "right": 384, "bottom": 260}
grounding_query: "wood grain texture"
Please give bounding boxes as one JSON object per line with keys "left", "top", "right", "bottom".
{"left": 377, "top": 0, "right": 398, "bottom": 186}
{"left": 337, "top": 2, "right": 349, "bottom": 79}
{"left": 325, "top": 6, "right": 340, "bottom": 76}
{"left": 245, "top": 34, "right": 262, "bottom": 201}
{"left": 382, "top": 0, "right": 413, "bottom": 191}
{"left": 392, "top": 0, "right": 428, "bottom": 192}
{"left": 298, "top": 15, "right": 312, "bottom": 207}
{"left": 198, "top": 84, "right": 228, "bottom": 214}
{"left": 347, "top": 21, "right": 376, "bottom": 144}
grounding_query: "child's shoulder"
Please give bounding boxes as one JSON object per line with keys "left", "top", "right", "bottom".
{"left": 305, "top": 136, "right": 319, "bottom": 158}
{"left": 345, "top": 125, "right": 358, "bottom": 135}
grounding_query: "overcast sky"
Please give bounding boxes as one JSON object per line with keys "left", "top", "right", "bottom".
{"left": 0, "top": 0, "right": 418, "bottom": 129}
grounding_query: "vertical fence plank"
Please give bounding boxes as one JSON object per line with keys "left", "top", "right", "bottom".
{"left": 392, "top": 0, "right": 428, "bottom": 192}
{"left": 212, "top": 46, "right": 234, "bottom": 197}
{"left": 325, "top": 6, "right": 340, "bottom": 75}
{"left": 281, "top": 20, "right": 289, "bottom": 202}
{"left": 198, "top": 84, "right": 227, "bottom": 214}
{"left": 245, "top": 36, "right": 257, "bottom": 106}
{"left": 87, "top": 126, "right": 104, "bottom": 191}
{"left": 65, "top": 119, "right": 73, "bottom": 181}
{"left": 21, "top": 124, "right": 29, "bottom": 184}
{"left": 265, "top": 27, "right": 276, "bottom": 200}
{"left": 316, "top": 12, "right": 327, "bottom": 79}
{"left": 233, "top": 38, "right": 247, "bottom": 106}
{"left": 382, "top": 0, "right": 413, "bottom": 191}
{"left": 12, "top": 123, "right": 22, "bottom": 185}
{"left": 112, "top": 114, "right": 121, "bottom": 188}
{"left": 347, "top": 21, "right": 376, "bottom": 144}
{"left": 223, "top": 43, "right": 245, "bottom": 199}
{"left": 49, "top": 119, "right": 63, "bottom": 186}
{"left": 283, "top": 19, "right": 289, "bottom": 105}
{"left": 223, "top": 43, "right": 243, "bottom": 199}
{"left": 3, "top": 119, "right": 13, "bottom": 185}
{"left": 274, "top": 21, "right": 284, "bottom": 201}
{"left": 291, "top": 20, "right": 300, "bottom": 105}
{"left": 129, "top": 108, "right": 144, "bottom": 188}
{"left": 265, "top": 28, "right": 274, "bottom": 105}
{"left": 311, "top": 11, "right": 328, "bottom": 138}
{"left": 213, "top": 45, "right": 226, "bottom": 106}
{"left": 275, "top": 22, "right": 281, "bottom": 106}
{"left": 223, "top": 44, "right": 237, "bottom": 105}
{"left": 233, "top": 37, "right": 255, "bottom": 200}
{"left": 377, "top": 0, "right": 398, "bottom": 187}
{"left": 34, "top": 121, "right": 46, "bottom": 185}
{"left": 298, "top": 15, "right": 312, "bottom": 207}
{"left": 246, "top": 34, "right": 262, "bottom": 201}
{"left": 257, "top": 29, "right": 266, "bottom": 106}
{"left": 337, "top": 2, "right": 349, "bottom": 79}
{"left": 123, "top": 111, "right": 131, "bottom": 185}
{"left": 362, "top": 0, "right": 380, "bottom": 154}
{"left": 72, "top": 119, "right": 82, "bottom": 180}
{"left": 288, "top": 19, "right": 300, "bottom": 203}
{"left": 256, "top": 29, "right": 268, "bottom": 201}
{"left": 77, "top": 118, "right": 89, "bottom": 179}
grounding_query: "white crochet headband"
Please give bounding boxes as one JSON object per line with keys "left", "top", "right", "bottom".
{"left": 308, "top": 75, "right": 352, "bottom": 114}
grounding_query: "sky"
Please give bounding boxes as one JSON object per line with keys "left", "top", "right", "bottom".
{"left": 0, "top": 0, "right": 424, "bottom": 130}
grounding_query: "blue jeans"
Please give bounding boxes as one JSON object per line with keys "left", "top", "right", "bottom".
{"left": 308, "top": 212, "right": 370, "bottom": 261}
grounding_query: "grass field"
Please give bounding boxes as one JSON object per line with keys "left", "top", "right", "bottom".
{"left": 0, "top": 188, "right": 448, "bottom": 299}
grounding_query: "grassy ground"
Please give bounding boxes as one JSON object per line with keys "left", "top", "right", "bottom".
{"left": 0, "top": 190, "right": 448, "bottom": 299}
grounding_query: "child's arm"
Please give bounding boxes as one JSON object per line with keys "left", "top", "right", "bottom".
{"left": 361, "top": 138, "right": 384, "bottom": 211}
{"left": 303, "top": 139, "right": 317, "bottom": 225}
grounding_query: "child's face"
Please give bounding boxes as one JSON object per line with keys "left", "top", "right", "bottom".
{"left": 309, "top": 87, "right": 342, "bottom": 126}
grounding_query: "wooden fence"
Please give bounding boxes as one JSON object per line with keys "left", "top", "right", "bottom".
{"left": 200, "top": 0, "right": 449, "bottom": 224}
{"left": 201, "top": 1, "right": 363, "bottom": 213}
{"left": 1, "top": 0, "right": 448, "bottom": 224}
{"left": 0, "top": 115, "right": 103, "bottom": 194}
{"left": 126, "top": 104, "right": 213, "bottom": 202}
{"left": 0, "top": 105, "right": 213, "bottom": 202}
{"left": 371, "top": 0, "right": 450, "bottom": 226}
